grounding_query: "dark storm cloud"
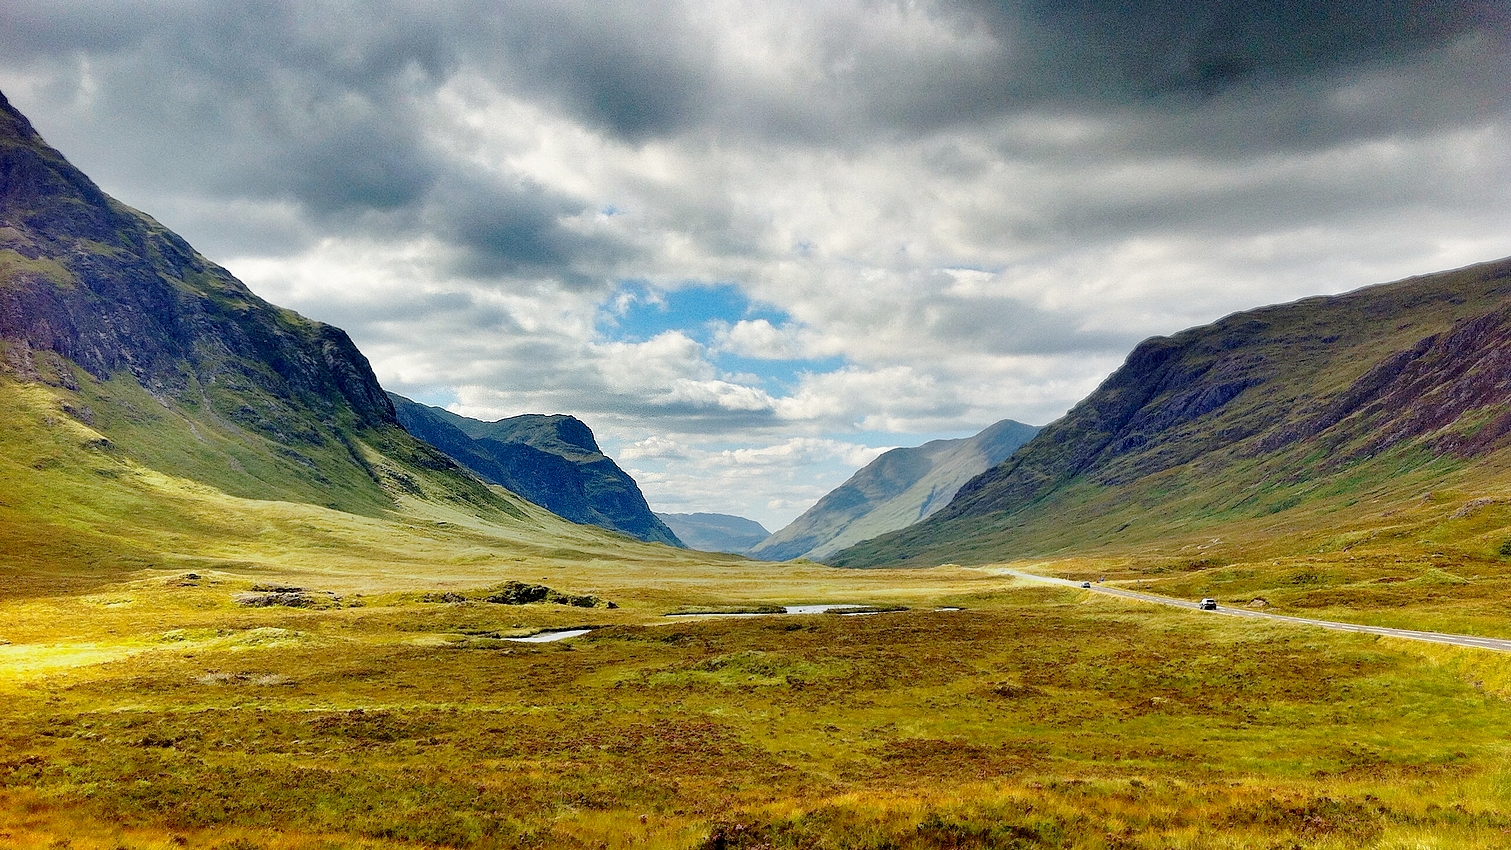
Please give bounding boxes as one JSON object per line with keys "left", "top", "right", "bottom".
{"left": 1, "top": 0, "right": 718, "bottom": 174}
{"left": 6, "top": 0, "right": 1504, "bottom": 236}
{"left": 429, "top": 171, "right": 631, "bottom": 284}
{"left": 918, "top": 290, "right": 1136, "bottom": 355}
{"left": 1, "top": 1, "right": 455, "bottom": 211}
{"left": 0, "top": 0, "right": 660, "bottom": 279}
{"left": 1008, "top": 0, "right": 1502, "bottom": 98}
{"left": 472, "top": 1, "right": 714, "bottom": 140}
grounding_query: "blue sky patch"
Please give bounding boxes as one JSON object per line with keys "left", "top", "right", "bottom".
{"left": 597, "top": 282, "right": 845, "bottom": 391}
{"left": 598, "top": 282, "right": 783, "bottom": 343}
{"left": 716, "top": 351, "right": 845, "bottom": 387}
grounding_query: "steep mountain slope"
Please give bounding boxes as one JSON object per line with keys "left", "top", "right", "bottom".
{"left": 389, "top": 394, "right": 682, "bottom": 546}
{"left": 655, "top": 512, "right": 770, "bottom": 555}
{"left": 753, "top": 419, "right": 1039, "bottom": 561}
{"left": 0, "top": 89, "right": 690, "bottom": 593}
{"left": 0, "top": 88, "right": 435, "bottom": 516}
{"left": 833, "top": 258, "right": 1511, "bottom": 567}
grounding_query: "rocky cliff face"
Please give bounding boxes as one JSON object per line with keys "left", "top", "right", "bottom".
{"left": 389, "top": 394, "right": 683, "bottom": 546}
{"left": 752, "top": 418, "right": 1039, "bottom": 561}
{"left": 833, "top": 258, "right": 1511, "bottom": 567}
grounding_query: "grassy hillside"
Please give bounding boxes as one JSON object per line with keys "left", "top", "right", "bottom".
{"left": 834, "top": 258, "right": 1511, "bottom": 569}
{"left": 0, "top": 87, "right": 694, "bottom": 597}
{"left": 0, "top": 87, "right": 427, "bottom": 519}
{"left": 0, "top": 367, "right": 721, "bottom": 599}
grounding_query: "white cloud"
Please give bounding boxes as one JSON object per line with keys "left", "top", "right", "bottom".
{"left": 619, "top": 435, "right": 691, "bottom": 461}
{"left": 598, "top": 332, "right": 713, "bottom": 392}
{"left": 711, "top": 319, "right": 814, "bottom": 360}
{"left": 659, "top": 379, "right": 776, "bottom": 412}
{"left": 3, "top": 1, "right": 1508, "bottom": 530}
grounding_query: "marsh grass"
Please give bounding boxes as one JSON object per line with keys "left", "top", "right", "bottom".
{"left": 4, "top": 571, "right": 1511, "bottom": 848}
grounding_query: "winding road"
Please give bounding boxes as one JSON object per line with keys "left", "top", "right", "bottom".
{"left": 996, "top": 569, "right": 1511, "bottom": 653}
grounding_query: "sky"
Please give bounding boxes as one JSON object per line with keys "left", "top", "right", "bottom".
{"left": 2, "top": 1, "right": 1509, "bottom": 530}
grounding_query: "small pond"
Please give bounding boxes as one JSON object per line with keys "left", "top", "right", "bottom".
{"left": 666, "top": 604, "right": 961, "bottom": 618}
{"left": 505, "top": 628, "right": 594, "bottom": 643}
{"left": 506, "top": 605, "right": 960, "bottom": 643}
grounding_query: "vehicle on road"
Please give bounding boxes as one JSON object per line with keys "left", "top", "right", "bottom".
{"left": 1199, "top": 598, "right": 1218, "bottom": 610}
{"left": 1080, "top": 581, "right": 1092, "bottom": 588}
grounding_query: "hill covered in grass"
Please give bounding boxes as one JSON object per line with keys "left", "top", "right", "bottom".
{"left": 834, "top": 258, "right": 1511, "bottom": 568}
{"left": 0, "top": 89, "right": 690, "bottom": 594}
{"left": 755, "top": 419, "right": 1039, "bottom": 561}
{"left": 0, "top": 88, "right": 431, "bottom": 516}
{"left": 389, "top": 393, "right": 682, "bottom": 546}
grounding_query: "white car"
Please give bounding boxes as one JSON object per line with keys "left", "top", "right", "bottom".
{"left": 1198, "top": 598, "right": 1218, "bottom": 610}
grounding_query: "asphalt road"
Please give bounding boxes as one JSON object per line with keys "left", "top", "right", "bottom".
{"left": 997, "top": 569, "right": 1511, "bottom": 653}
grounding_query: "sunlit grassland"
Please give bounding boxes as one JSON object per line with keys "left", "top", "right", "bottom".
{"left": 5, "top": 564, "right": 1511, "bottom": 849}
{"left": 10, "top": 364, "right": 1511, "bottom": 847}
{"left": 1000, "top": 475, "right": 1511, "bottom": 640}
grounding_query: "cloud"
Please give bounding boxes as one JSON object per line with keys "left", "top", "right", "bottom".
{"left": 1, "top": 0, "right": 1508, "bottom": 527}
{"left": 711, "top": 319, "right": 814, "bottom": 360}
{"left": 1002, "top": 0, "right": 1501, "bottom": 100}
{"left": 619, "top": 435, "right": 692, "bottom": 461}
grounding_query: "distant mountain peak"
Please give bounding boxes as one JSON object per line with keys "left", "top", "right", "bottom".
{"left": 388, "top": 394, "right": 682, "bottom": 546}
{"left": 752, "top": 419, "right": 1039, "bottom": 561}
{"left": 457, "top": 412, "right": 604, "bottom": 458}
{"left": 655, "top": 512, "right": 770, "bottom": 555}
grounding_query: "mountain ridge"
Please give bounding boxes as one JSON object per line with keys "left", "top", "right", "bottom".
{"left": 832, "top": 257, "right": 1511, "bottom": 567}
{"left": 752, "top": 418, "right": 1039, "bottom": 561}
{"left": 0, "top": 88, "right": 425, "bottom": 516}
{"left": 655, "top": 512, "right": 770, "bottom": 555}
{"left": 0, "top": 87, "right": 702, "bottom": 596}
{"left": 388, "top": 393, "right": 682, "bottom": 546}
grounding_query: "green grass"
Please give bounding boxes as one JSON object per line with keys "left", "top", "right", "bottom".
{"left": 8, "top": 373, "right": 1511, "bottom": 848}
{"left": 0, "top": 248, "right": 74, "bottom": 290}
{"left": 3, "top": 575, "right": 1511, "bottom": 848}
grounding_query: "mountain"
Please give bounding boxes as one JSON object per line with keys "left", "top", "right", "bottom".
{"left": 0, "top": 89, "right": 435, "bottom": 514}
{"left": 655, "top": 512, "right": 770, "bottom": 555}
{"left": 388, "top": 394, "right": 682, "bottom": 546}
{"left": 832, "top": 258, "right": 1511, "bottom": 567}
{"left": 0, "top": 89, "right": 697, "bottom": 593}
{"left": 751, "top": 419, "right": 1040, "bottom": 562}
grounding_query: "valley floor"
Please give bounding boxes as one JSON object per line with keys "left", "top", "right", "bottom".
{"left": 3, "top": 554, "right": 1511, "bottom": 849}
